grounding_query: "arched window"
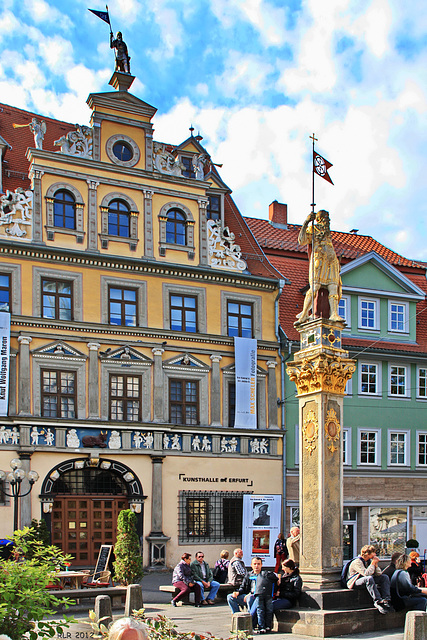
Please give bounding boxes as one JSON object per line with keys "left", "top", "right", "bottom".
{"left": 108, "top": 199, "right": 130, "bottom": 237}
{"left": 166, "top": 209, "right": 186, "bottom": 245}
{"left": 53, "top": 190, "right": 76, "bottom": 229}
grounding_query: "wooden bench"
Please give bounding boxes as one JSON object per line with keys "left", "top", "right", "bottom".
{"left": 56, "top": 585, "right": 127, "bottom": 607}
{"left": 159, "top": 583, "right": 235, "bottom": 603}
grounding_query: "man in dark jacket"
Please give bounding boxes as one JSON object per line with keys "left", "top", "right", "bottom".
{"left": 190, "top": 551, "right": 220, "bottom": 605}
{"left": 228, "top": 556, "right": 278, "bottom": 633}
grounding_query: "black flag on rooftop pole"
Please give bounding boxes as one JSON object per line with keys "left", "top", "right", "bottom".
{"left": 88, "top": 7, "right": 111, "bottom": 26}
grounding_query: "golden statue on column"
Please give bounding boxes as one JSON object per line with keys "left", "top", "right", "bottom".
{"left": 296, "top": 209, "right": 342, "bottom": 323}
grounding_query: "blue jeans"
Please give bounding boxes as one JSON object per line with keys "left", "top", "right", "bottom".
{"left": 273, "top": 597, "right": 293, "bottom": 611}
{"left": 254, "top": 595, "right": 273, "bottom": 630}
{"left": 227, "top": 593, "right": 256, "bottom": 615}
{"left": 196, "top": 580, "right": 220, "bottom": 601}
{"left": 403, "top": 595, "right": 427, "bottom": 611}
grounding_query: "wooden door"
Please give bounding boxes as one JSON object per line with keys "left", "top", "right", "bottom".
{"left": 52, "top": 496, "right": 128, "bottom": 565}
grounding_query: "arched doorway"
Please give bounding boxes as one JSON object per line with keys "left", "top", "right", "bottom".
{"left": 40, "top": 458, "right": 144, "bottom": 566}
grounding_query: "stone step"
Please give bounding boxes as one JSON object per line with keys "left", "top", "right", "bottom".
{"left": 300, "top": 587, "right": 374, "bottom": 610}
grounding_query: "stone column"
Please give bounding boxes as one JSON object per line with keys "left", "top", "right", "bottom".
{"left": 19, "top": 452, "right": 33, "bottom": 528}
{"left": 152, "top": 348, "right": 164, "bottom": 422}
{"left": 143, "top": 190, "right": 154, "bottom": 258}
{"left": 286, "top": 318, "right": 355, "bottom": 590}
{"left": 17, "top": 336, "right": 32, "bottom": 415}
{"left": 198, "top": 198, "right": 209, "bottom": 266}
{"left": 86, "top": 180, "right": 99, "bottom": 252}
{"left": 210, "top": 354, "right": 222, "bottom": 426}
{"left": 30, "top": 169, "right": 44, "bottom": 244}
{"left": 145, "top": 129, "right": 154, "bottom": 171}
{"left": 266, "top": 360, "right": 278, "bottom": 429}
{"left": 145, "top": 455, "right": 170, "bottom": 568}
{"left": 88, "top": 342, "right": 101, "bottom": 418}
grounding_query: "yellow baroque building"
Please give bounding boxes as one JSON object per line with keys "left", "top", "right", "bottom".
{"left": 0, "top": 72, "right": 286, "bottom": 568}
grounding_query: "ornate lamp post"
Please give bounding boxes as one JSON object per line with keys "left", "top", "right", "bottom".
{"left": 0, "top": 458, "right": 39, "bottom": 531}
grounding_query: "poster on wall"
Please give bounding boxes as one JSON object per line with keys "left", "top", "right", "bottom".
{"left": 242, "top": 494, "right": 281, "bottom": 566}
{"left": 234, "top": 337, "right": 257, "bottom": 429}
{"left": 0, "top": 313, "right": 10, "bottom": 416}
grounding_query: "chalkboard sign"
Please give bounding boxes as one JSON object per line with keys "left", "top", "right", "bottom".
{"left": 94, "top": 545, "right": 113, "bottom": 579}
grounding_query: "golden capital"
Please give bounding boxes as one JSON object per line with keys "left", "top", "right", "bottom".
{"left": 287, "top": 352, "right": 355, "bottom": 396}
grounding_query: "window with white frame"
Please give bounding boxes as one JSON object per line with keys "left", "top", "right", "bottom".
{"left": 359, "top": 363, "right": 379, "bottom": 395}
{"left": 389, "top": 365, "right": 409, "bottom": 397}
{"left": 389, "top": 301, "right": 408, "bottom": 333}
{"left": 343, "top": 428, "right": 351, "bottom": 465}
{"left": 418, "top": 368, "right": 427, "bottom": 398}
{"left": 359, "top": 298, "right": 379, "bottom": 330}
{"left": 359, "top": 430, "right": 380, "bottom": 465}
{"left": 389, "top": 431, "right": 408, "bottom": 466}
{"left": 417, "top": 432, "right": 427, "bottom": 466}
{"left": 338, "top": 295, "right": 351, "bottom": 327}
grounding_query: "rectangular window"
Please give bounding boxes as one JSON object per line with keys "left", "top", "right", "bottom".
{"left": 181, "top": 157, "right": 196, "bottom": 179}
{"left": 170, "top": 294, "right": 197, "bottom": 332}
{"left": 360, "top": 299, "right": 377, "bottom": 329}
{"left": 338, "top": 298, "right": 347, "bottom": 322}
{"left": 207, "top": 195, "right": 221, "bottom": 220}
{"left": 360, "top": 363, "right": 378, "bottom": 395}
{"left": 389, "top": 431, "right": 407, "bottom": 465}
{"left": 359, "top": 430, "right": 378, "bottom": 465}
{"left": 0, "top": 274, "right": 11, "bottom": 312}
{"left": 343, "top": 428, "right": 350, "bottom": 465}
{"left": 227, "top": 301, "right": 253, "bottom": 338}
{"left": 418, "top": 433, "right": 427, "bottom": 465}
{"left": 229, "top": 382, "right": 236, "bottom": 427}
{"left": 110, "top": 374, "right": 141, "bottom": 421}
{"left": 389, "top": 302, "right": 406, "bottom": 332}
{"left": 170, "top": 379, "right": 198, "bottom": 425}
{"left": 390, "top": 365, "right": 407, "bottom": 396}
{"left": 108, "top": 286, "right": 137, "bottom": 326}
{"left": 41, "top": 369, "right": 76, "bottom": 418}
{"left": 42, "top": 279, "right": 72, "bottom": 321}
{"left": 179, "top": 491, "right": 245, "bottom": 542}
{"left": 418, "top": 369, "right": 427, "bottom": 398}
{"left": 370, "top": 507, "right": 407, "bottom": 558}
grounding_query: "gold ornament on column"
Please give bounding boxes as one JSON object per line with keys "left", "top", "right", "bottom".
{"left": 302, "top": 409, "right": 319, "bottom": 455}
{"left": 325, "top": 408, "right": 341, "bottom": 453}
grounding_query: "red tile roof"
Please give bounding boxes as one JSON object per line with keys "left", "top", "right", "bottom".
{"left": 245, "top": 217, "right": 427, "bottom": 351}
{"left": 0, "top": 102, "right": 74, "bottom": 193}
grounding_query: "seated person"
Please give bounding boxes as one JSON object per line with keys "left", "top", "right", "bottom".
{"left": 382, "top": 552, "right": 401, "bottom": 579}
{"left": 391, "top": 554, "right": 427, "bottom": 611}
{"left": 214, "top": 550, "right": 230, "bottom": 584}
{"left": 228, "top": 548, "right": 247, "bottom": 588}
{"left": 347, "top": 545, "right": 392, "bottom": 614}
{"left": 190, "top": 551, "right": 220, "bottom": 605}
{"left": 228, "top": 556, "right": 278, "bottom": 633}
{"left": 273, "top": 559, "right": 302, "bottom": 612}
{"left": 408, "top": 551, "right": 424, "bottom": 586}
{"left": 171, "top": 553, "right": 202, "bottom": 607}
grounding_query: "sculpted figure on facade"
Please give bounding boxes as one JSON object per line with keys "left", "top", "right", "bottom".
{"left": 13, "top": 118, "right": 46, "bottom": 149}
{"left": 297, "top": 210, "right": 342, "bottom": 323}
{"left": 207, "top": 219, "right": 247, "bottom": 271}
{"left": 110, "top": 31, "right": 131, "bottom": 74}
{"left": 0, "top": 188, "right": 33, "bottom": 239}
{"left": 153, "top": 142, "right": 184, "bottom": 176}
{"left": 54, "top": 124, "right": 93, "bottom": 158}
{"left": 192, "top": 153, "right": 208, "bottom": 180}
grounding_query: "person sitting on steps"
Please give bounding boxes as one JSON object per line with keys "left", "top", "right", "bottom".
{"left": 347, "top": 545, "right": 393, "bottom": 614}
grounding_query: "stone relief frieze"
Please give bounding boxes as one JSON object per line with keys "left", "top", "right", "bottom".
{"left": 30, "top": 426, "right": 55, "bottom": 446}
{"left": 0, "top": 426, "right": 19, "bottom": 445}
{"left": 54, "top": 125, "right": 93, "bottom": 158}
{"left": 0, "top": 188, "right": 33, "bottom": 240}
{"left": 153, "top": 142, "right": 184, "bottom": 176}
{"left": 207, "top": 219, "right": 247, "bottom": 271}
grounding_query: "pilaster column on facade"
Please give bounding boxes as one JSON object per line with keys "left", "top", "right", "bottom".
{"left": 29, "top": 169, "right": 44, "bottom": 243}
{"left": 152, "top": 348, "right": 165, "bottom": 422}
{"left": 143, "top": 190, "right": 154, "bottom": 258}
{"left": 18, "top": 452, "right": 33, "bottom": 528}
{"left": 286, "top": 317, "right": 355, "bottom": 590}
{"left": 145, "top": 455, "right": 170, "bottom": 568}
{"left": 198, "top": 198, "right": 209, "bottom": 266}
{"left": 210, "top": 354, "right": 222, "bottom": 426}
{"left": 17, "top": 336, "right": 32, "bottom": 415}
{"left": 87, "top": 342, "right": 101, "bottom": 418}
{"left": 86, "top": 180, "right": 99, "bottom": 252}
{"left": 266, "top": 360, "right": 278, "bottom": 429}
{"left": 145, "top": 129, "right": 154, "bottom": 172}
{"left": 92, "top": 119, "right": 101, "bottom": 161}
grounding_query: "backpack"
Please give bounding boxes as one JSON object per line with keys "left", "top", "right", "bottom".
{"left": 213, "top": 560, "right": 229, "bottom": 584}
{"left": 340, "top": 557, "right": 359, "bottom": 588}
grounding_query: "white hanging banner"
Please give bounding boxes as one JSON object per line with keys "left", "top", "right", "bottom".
{"left": 242, "top": 494, "right": 282, "bottom": 566}
{"left": 234, "top": 337, "right": 257, "bottom": 429}
{"left": 0, "top": 313, "right": 10, "bottom": 416}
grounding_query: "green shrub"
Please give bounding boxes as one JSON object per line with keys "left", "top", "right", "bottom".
{"left": 113, "top": 509, "right": 143, "bottom": 585}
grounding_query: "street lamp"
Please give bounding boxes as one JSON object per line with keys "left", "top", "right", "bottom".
{"left": 0, "top": 458, "right": 39, "bottom": 531}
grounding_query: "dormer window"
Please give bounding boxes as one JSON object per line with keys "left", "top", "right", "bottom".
{"left": 181, "top": 156, "right": 196, "bottom": 179}
{"left": 166, "top": 208, "right": 186, "bottom": 245}
{"left": 207, "top": 195, "right": 221, "bottom": 220}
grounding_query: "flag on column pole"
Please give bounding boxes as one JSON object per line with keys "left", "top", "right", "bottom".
{"left": 88, "top": 7, "right": 111, "bottom": 26}
{"left": 313, "top": 150, "right": 334, "bottom": 185}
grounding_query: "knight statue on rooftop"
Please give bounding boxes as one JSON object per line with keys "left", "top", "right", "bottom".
{"left": 110, "top": 31, "right": 131, "bottom": 74}
{"left": 296, "top": 209, "right": 342, "bottom": 324}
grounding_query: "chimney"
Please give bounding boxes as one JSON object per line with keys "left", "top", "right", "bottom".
{"left": 269, "top": 201, "right": 288, "bottom": 228}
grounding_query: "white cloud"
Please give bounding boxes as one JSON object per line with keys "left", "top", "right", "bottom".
{"left": 216, "top": 52, "right": 275, "bottom": 98}
{"left": 38, "top": 35, "right": 74, "bottom": 74}
{"left": 210, "top": 0, "right": 289, "bottom": 47}
{"left": 147, "top": 0, "right": 184, "bottom": 60}
{"left": 23, "top": 0, "right": 72, "bottom": 29}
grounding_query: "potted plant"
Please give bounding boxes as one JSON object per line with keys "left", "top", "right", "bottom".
{"left": 406, "top": 538, "right": 419, "bottom": 553}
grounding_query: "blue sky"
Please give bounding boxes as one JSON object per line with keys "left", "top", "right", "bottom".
{"left": 1, "top": 0, "right": 426, "bottom": 259}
